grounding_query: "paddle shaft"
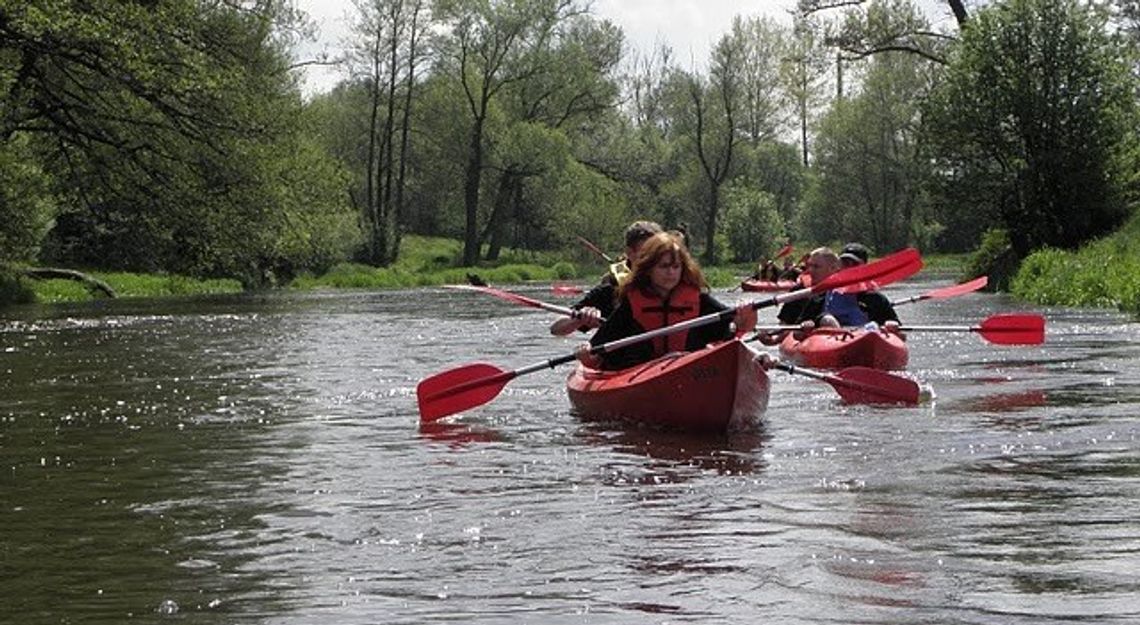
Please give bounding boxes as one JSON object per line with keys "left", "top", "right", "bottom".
{"left": 892, "top": 276, "right": 988, "bottom": 307}
{"left": 768, "top": 360, "right": 919, "bottom": 405}
{"left": 577, "top": 236, "right": 613, "bottom": 262}
{"left": 449, "top": 284, "right": 609, "bottom": 322}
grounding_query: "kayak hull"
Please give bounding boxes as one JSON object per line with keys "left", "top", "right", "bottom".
{"left": 778, "top": 329, "right": 908, "bottom": 371}
{"left": 566, "top": 340, "right": 769, "bottom": 432}
{"left": 740, "top": 279, "right": 798, "bottom": 293}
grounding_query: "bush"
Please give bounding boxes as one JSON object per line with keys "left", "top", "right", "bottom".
{"left": 0, "top": 269, "right": 35, "bottom": 306}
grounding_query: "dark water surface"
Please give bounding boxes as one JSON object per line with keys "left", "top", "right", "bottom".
{"left": 3, "top": 280, "right": 1139, "bottom": 624}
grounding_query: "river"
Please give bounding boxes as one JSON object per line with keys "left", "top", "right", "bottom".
{"left": 2, "top": 279, "right": 1139, "bottom": 624}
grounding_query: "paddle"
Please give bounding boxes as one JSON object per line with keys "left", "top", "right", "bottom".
{"left": 576, "top": 235, "right": 613, "bottom": 263}
{"left": 747, "top": 313, "right": 1044, "bottom": 345}
{"left": 899, "top": 313, "right": 1045, "bottom": 345}
{"left": 768, "top": 360, "right": 922, "bottom": 406}
{"left": 417, "top": 247, "right": 923, "bottom": 422}
{"left": 444, "top": 284, "right": 584, "bottom": 318}
{"left": 892, "top": 276, "right": 988, "bottom": 307}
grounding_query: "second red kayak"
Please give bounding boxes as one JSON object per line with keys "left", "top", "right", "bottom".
{"left": 740, "top": 278, "right": 798, "bottom": 292}
{"left": 566, "top": 339, "right": 770, "bottom": 432}
{"left": 778, "top": 328, "right": 908, "bottom": 371}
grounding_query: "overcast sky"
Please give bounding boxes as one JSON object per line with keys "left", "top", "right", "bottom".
{"left": 292, "top": 0, "right": 961, "bottom": 95}
{"left": 292, "top": 0, "right": 801, "bottom": 95}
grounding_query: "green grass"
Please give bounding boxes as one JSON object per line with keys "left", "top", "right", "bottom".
{"left": 1011, "top": 212, "right": 1140, "bottom": 315}
{"left": 291, "top": 235, "right": 588, "bottom": 289}
{"left": 30, "top": 272, "right": 242, "bottom": 304}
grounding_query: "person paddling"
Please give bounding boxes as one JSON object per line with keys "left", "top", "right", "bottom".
{"left": 837, "top": 242, "right": 900, "bottom": 326}
{"left": 550, "top": 220, "right": 662, "bottom": 336}
{"left": 575, "top": 231, "right": 757, "bottom": 370}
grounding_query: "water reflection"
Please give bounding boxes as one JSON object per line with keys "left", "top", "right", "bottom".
{"left": 418, "top": 421, "right": 504, "bottom": 446}
{"left": 578, "top": 423, "right": 769, "bottom": 483}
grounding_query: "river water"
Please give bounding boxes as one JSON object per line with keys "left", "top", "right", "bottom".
{"left": 2, "top": 279, "right": 1139, "bottom": 624}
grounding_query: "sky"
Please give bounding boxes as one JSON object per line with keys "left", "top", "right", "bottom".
{"left": 292, "top": 0, "right": 961, "bottom": 96}
{"left": 292, "top": 0, "right": 799, "bottom": 95}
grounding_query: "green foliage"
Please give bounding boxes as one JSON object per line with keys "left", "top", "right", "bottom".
{"left": 720, "top": 184, "right": 785, "bottom": 262}
{"left": 923, "top": 0, "right": 1140, "bottom": 256}
{"left": 0, "top": 135, "right": 55, "bottom": 264}
{"left": 702, "top": 266, "right": 738, "bottom": 289}
{"left": 551, "top": 262, "right": 576, "bottom": 279}
{"left": 0, "top": 269, "right": 35, "bottom": 306}
{"left": 807, "top": 7, "right": 941, "bottom": 253}
{"left": 290, "top": 235, "right": 587, "bottom": 289}
{"left": 1011, "top": 212, "right": 1140, "bottom": 315}
{"left": 4, "top": 0, "right": 353, "bottom": 287}
{"left": 28, "top": 272, "right": 242, "bottom": 304}
{"left": 964, "top": 229, "right": 1010, "bottom": 276}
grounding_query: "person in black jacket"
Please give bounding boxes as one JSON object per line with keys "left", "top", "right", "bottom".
{"left": 575, "top": 231, "right": 756, "bottom": 370}
{"left": 838, "top": 242, "right": 900, "bottom": 326}
{"left": 550, "top": 220, "right": 662, "bottom": 336}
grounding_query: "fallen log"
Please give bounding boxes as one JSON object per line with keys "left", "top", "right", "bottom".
{"left": 22, "top": 267, "right": 116, "bottom": 298}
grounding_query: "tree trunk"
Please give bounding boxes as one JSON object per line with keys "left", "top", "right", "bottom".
{"left": 22, "top": 268, "right": 116, "bottom": 297}
{"left": 461, "top": 117, "right": 485, "bottom": 267}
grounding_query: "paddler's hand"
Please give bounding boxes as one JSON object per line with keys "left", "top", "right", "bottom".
{"left": 756, "top": 330, "right": 783, "bottom": 346}
{"left": 755, "top": 353, "right": 778, "bottom": 370}
{"left": 883, "top": 319, "right": 903, "bottom": 338}
{"left": 794, "top": 319, "right": 815, "bottom": 340}
{"left": 733, "top": 303, "right": 757, "bottom": 336}
{"left": 575, "top": 342, "right": 601, "bottom": 368}
{"left": 571, "top": 306, "right": 603, "bottom": 329}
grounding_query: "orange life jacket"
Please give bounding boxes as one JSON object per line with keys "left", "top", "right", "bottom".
{"left": 627, "top": 284, "right": 701, "bottom": 357}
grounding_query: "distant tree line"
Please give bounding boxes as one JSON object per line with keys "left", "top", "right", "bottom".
{"left": 1, "top": 0, "right": 1138, "bottom": 289}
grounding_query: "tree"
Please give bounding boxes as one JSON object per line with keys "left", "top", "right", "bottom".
{"left": 804, "top": 0, "right": 941, "bottom": 251}
{"left": 433, "top": 0, "right": 587, "bottom": 266}
{"left": 924, "top": 0, "right": 1140, "bottom": 256}
{"left": 1, "top": 0, "right": 352, "bottom": 285}
{"left": 780, "top": 13, "right": 833, "bottom": 166}
{"left": 348, "top": 0, "right": 429, "bottom": 266}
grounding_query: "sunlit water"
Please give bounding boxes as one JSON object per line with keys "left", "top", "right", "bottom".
{"left": 2, "top": 280, "right": 1139, "bottom": 624}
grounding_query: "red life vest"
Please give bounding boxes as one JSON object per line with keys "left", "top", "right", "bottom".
{"left": 627, "top": 284, "right": 701, "bottom": 357}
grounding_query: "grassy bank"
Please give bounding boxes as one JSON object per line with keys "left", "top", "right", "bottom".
{"left": 9, "top": 236, "right": 974, "bottom": 306}
{"left": 290, "top": 235, "right": 585, "bottom": 289}
{"left": 1011, "top": 212, "right": 1140, "bottom": 315}
{"left": 27, "top": 271, "right": 243, "bottom": 304}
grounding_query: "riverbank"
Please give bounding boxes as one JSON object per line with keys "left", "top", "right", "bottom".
{"left": 5, "top": 236, "right": 971, "bottom": 307}
{"left": 1011, "top": 212, "right": 1140, "bottom": 316}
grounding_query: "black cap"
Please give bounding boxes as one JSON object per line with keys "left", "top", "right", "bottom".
{"left": 624, "top": 221, "right": 663, "bottom": 248}
{"left": 839, "top": 242, "right": 870, "bottom": 265}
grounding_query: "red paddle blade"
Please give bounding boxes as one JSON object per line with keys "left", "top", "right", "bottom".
{"left": 977, "top": 313, "right": 1046, "bottom": 345}
{"left": 929, "top": 276, "right": 988, "bottom": 299}
{"left": 417, "top": 363, "right": 514, "bottom": 422}
{"left": 818, "top": 247, "right": 923, "bottom": 295}
{"left": 832, "top": 367, "right": 920, "bottom": 405}
{"left": 774, "top": 243, "right": 794, "bottom": 259}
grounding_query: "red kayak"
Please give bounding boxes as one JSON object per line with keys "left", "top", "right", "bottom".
{"left": 566, "top": 340, "right": 770, "bottom": 432}
{"left": 779, "top": 328, "right": 908, "bottom": 370}
{"left": 740, "top": 278, "right": 798, "bottom": 293}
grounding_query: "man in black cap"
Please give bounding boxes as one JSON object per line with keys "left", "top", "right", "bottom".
{"left": 839, "top": 242, "right": 870, "bottom": 267}
{"left": 838, "top": 242, "right": 900, "bottom": 326}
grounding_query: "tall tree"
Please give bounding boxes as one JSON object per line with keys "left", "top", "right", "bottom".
{"left": 434, "top": 0, "right": 585, "bottom": 266}
{"left": 1, "top": 0, "right": 351, "bottom": 285}
{"left": 780, "top": 13, "right": 833, "bottom": 166}
{"left": 683, "top": 31, "right": 742, "bottom": 265}
{"left": 924, "top": 0, "right": 1140, "bottom": 255}
{"left": 348, "top": 0, "right": 429, "bottom": 266}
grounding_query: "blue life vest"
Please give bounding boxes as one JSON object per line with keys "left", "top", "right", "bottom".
{"left": 824, "top": 291, "right": 869, "bottom": 326}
